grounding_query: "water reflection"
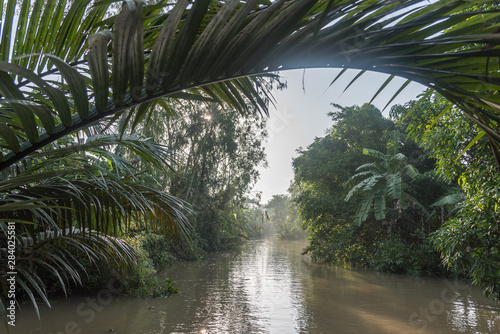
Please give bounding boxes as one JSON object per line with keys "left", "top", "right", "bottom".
{"left": 14, "top": 238, "right": 500, "bottom": 334}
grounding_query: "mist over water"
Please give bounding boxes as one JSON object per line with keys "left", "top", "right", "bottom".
{"left": 15, "top": 238, "right": 500, "bottom": 334}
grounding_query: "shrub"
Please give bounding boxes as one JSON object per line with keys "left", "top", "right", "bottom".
{"left": 369, "top": 233, "right": 445, "bottom": 276}
{"left": 125, "top": 233, "right": 181, "bottom": 297}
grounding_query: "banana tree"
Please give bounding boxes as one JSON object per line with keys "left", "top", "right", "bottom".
{"left": 345, "top": 143, "right": 422, "bottom": 231}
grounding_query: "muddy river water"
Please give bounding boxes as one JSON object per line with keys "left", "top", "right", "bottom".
{"left": 14, "top": 238, "right": 500, "bottom": 334}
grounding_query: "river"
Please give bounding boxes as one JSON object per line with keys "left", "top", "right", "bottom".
{"left": 14, "top": 238, "right": 500, "bottom": 334}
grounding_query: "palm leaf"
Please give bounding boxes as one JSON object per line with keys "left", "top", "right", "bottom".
{"left": 0, "top": 0, "right": 499, "bottom": 170}
{"left": 402, "top": 164, "right": 419, "bottom": 179}
{"left": 355, "top": 162, "right": 379, "bottom": 172}
{"left": 0, "top": 228, "right": 140, "bottom": 320}
{"left": 345, "top": 176, "right": 375, "bottom": 201}
{"left": 362, "top": 148, "right": 387, "bottom": 161}
{"left": 455, "top": 130, "right": 487, "bottom": 162}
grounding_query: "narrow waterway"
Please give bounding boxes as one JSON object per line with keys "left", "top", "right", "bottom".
{"left": 15, "top": 238, "right": 500, "bottom": 334}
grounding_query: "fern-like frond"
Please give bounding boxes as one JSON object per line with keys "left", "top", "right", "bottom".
{"left": 1, "top": 0, "right": 500, "bottom": 169}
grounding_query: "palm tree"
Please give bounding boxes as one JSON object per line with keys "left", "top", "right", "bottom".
{"left": 345, "top": 143, "right": 421, "bottom": 232}
{"left": 0, "top": 130, "right": 192, "bottom": 321}
{"left": 1, "top": 0, "right": 500, "bottom": 325}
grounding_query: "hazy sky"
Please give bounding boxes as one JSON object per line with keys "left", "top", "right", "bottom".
{"left": 253, "top": 68, "right": 427, "bottom": 204}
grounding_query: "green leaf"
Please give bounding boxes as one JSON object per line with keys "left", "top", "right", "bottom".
{"left": 374, "top": 195, "right": 386, "bottom": 220}
{"left": 86, "top": 31, "right": 112, "bottom": 113}
{"left": 181, "top": 0, "right": 241, "bottom": 85}
{"left": 425, "top": 102, "right": 453, "bottom": 130}
{"left": 198, "top": 0, "right": 263, "bottom": 80}
{"left": 2, "top": 98, "right": 58, "bottom": 139}
{"left": 145, "top": 0, "right": 189, "bottom": 96}
{"left": 400, "top": 89, "right": 434, "bottom": 124}
{"left": 455, "top": 130, "right": 486, "bottom": 162}
{"left": 13, "top": 0, "right": 30, "bottom": 66}
{"left": 167, "top": 91, "right": 216, "bottom": 103}
{"left": 163, "top": 0, "right": 212, "bottom": 91}
{"left": 129, "top": 1, "right": 145, "bottom": 102}
{"left": 0, "top": 61, "right": 72, "bottom": 127}
{"left": 113, "top": 0, "right": 143, "bottom": 105}
{"left": 432, "top": 193, "right": 465, "bottom": 207}
{"left": 369, "top": 75, "right": 395, "bottom": 105}
{"left": 341, "top": 70, "right": 367, "bottom": 95}
{"left": 0, "top": 0, "right": 16, "bottom": 61}
{"left": 43, "top": 54, "right": 89, "bottom": 120}
{"left": 387, "top": 174, "right": 402, "bottom": 200}
{"left": 0, "top": 123, "right": 21, "bottom": 153}
{"left": 15, "top": 276, "right": 43, "bottom": 319}
{"left": 355, "top": 191, "right": 376, "bottom": 225}
{"left": 18, "top": 0, "right": 44, "bottom": 68}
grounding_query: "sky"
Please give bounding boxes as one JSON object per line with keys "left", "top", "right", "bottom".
{"left": 252, "top": 68, "right": 427, "bottom": 204}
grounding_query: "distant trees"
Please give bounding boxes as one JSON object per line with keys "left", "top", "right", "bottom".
{"left": 293, "top": 97, "right": 499, "bottom": 299}
{"left": 131, "top": 101, "right": 269, "bottom": 250}
{"left": 265, "top": 194, "right": 307, "bottom": 240}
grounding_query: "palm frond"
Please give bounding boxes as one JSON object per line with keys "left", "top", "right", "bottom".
{"left": 362, "top": 148, "right": 387, "bottom": 161}
{"left": 345, "top": 176, "right": 374, "bottom": 201}
{"left": 354, "top": 190, "right": 377, "bottom": 225}
{"left": 363, "top": 175, "right": 384, "bottom": 193}
{"left": 0, "top": 130, "right": 193, "bottom": 242}
{"left": 354, "top": 162, "right": 379, "bottom": 172}
{"left": 0, "top": 228, "right": 139, "bottom": 319}
{"left": 0, "top": 0, "right": 499, "bottom": 170}
{"left": 30, "top": 133, "right": 179, "bottom": 175}
{"left": 373, "top": 194, "right": 386, "bottom": 221}
{"left": 349, "top": 170, "right": 376, "bottom": 180}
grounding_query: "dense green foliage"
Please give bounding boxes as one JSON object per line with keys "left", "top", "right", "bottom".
{"left": 295, "top": 98, "right": 499, "bottom": 299}
{"left": 130, "top": 101, "right": 269, "bottom": 251}
{"left": 2, "top": 97, "right": 270, "bottom": 311}
{"left": 392, "top": 94, "right": 500, "bottom": 300}
{"left": 345, "top": 134, "right": 421, "bottom": 228}
{"left": 293, "top": 104, "right": 448, "bottom": 275}
{"left": 0, "top": 129, "right": 192, "bottom": 319}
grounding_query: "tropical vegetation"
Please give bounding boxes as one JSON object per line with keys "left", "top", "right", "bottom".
{"left": 265, "top": 194, "right": 307, "bottom": 240}
{"left": 293, "top": 103, "right": 446, "bottom": 275}
{"left": 1, "top": 0, "right": 500, "bottom": 327}
{"left": 392, "top": 93, "right": 500, "bottom": 299}
{"left": 293, "top": 96, "right": 500, "bottom": 300}
{"left": 345, "top": 133, "right": 421, "bottom": 229}
{"left": 134, "top": 99, "right": 270, "bottom": 250}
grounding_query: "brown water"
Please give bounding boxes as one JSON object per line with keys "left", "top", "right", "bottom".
{"left": 13, "top": 238, "right": 500, "bottom": 334}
